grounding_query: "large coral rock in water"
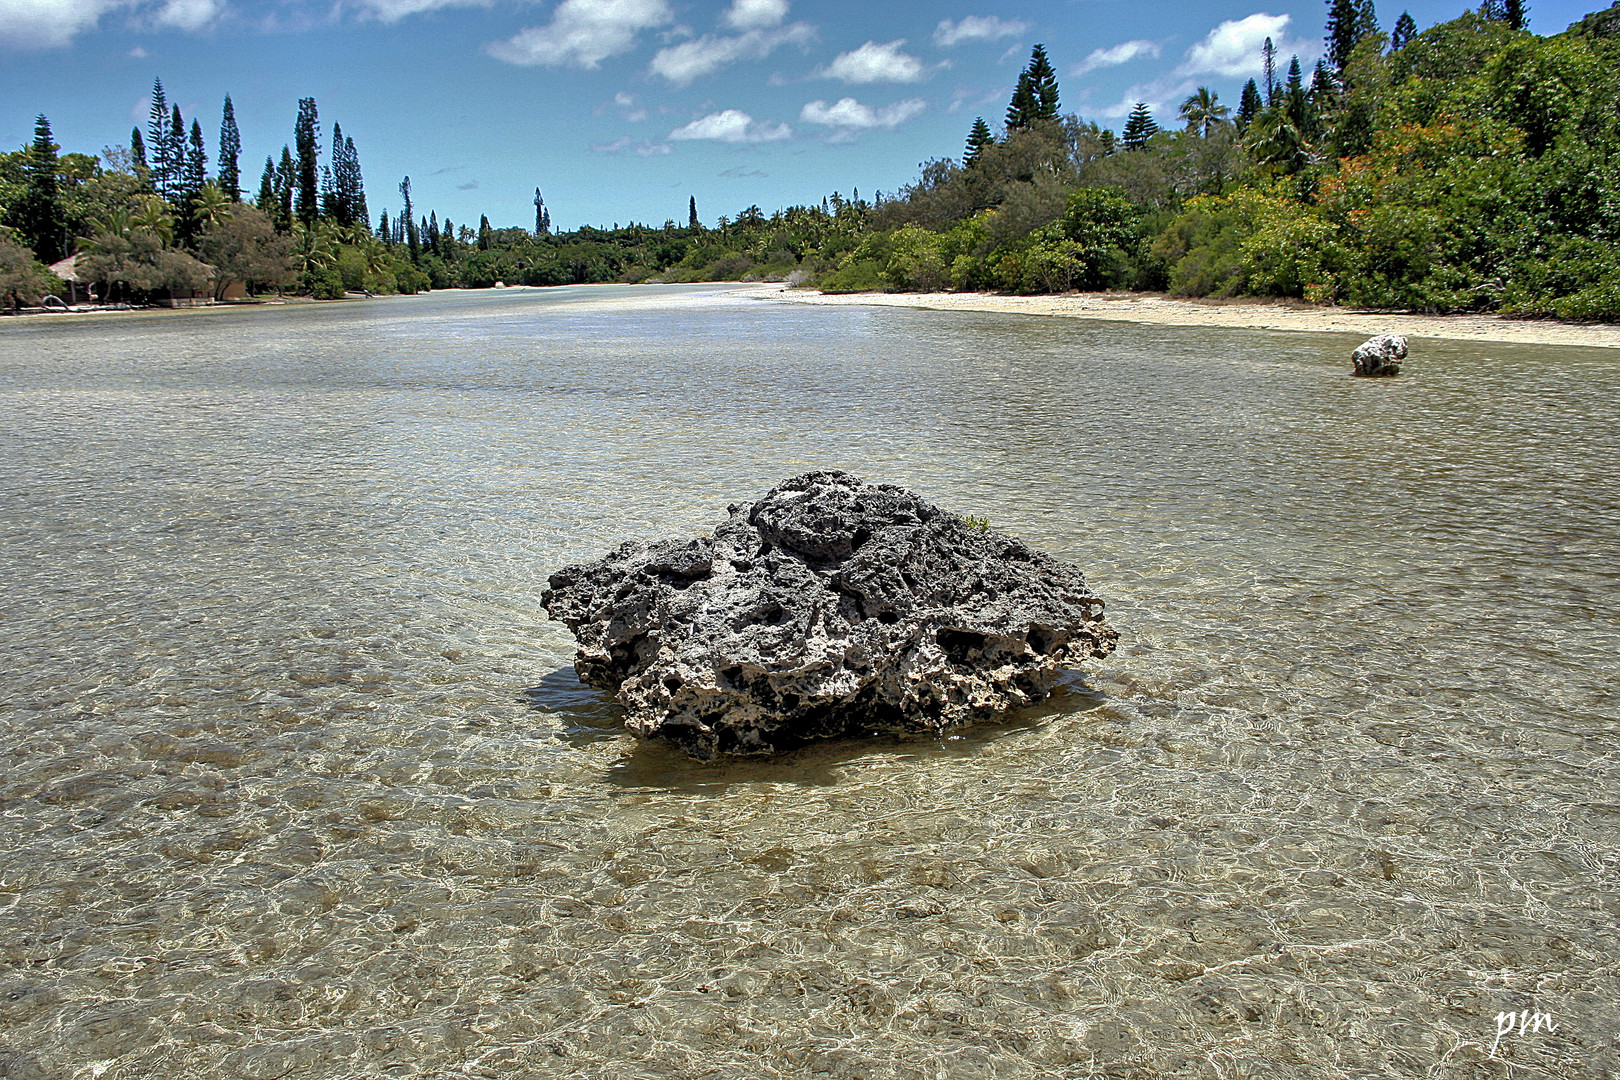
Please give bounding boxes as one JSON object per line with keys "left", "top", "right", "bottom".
{"left": 542, "top": 471, "right": 1117, "bottom": 758}
{"left": 1352, "top": 333, "right": 1407, "bottom": 376}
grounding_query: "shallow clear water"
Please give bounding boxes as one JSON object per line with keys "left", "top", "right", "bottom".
{"left": 1, "top": 284, "right": 1616, "bottom": 1080}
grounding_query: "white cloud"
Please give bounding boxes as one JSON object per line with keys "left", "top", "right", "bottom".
{"left": 1073, "top": 39, "right": 1160, "bottom": 76}
{"left": 722, "top": 0, "right": 787, "bottom": 30}
{"left": 1094, "top": 13, "right": 1317, "bottom": 120}
{"left": 151, "top": 0, "right": 222, "bottom": 31}
{"left": 0, "top": 0, "right": 127, "bottom": 48}
{"left": 353, "top": 0, "right": 489, "bottom": 20}
{"left": 649, "top": 22, "right": 813, "bottom": 85}
{"left": 816, "top": 39, "right": 926, "bottom": 84}
{"left": 592, "top": 136, "right": 672, "bottom": 154}
{"left": 668, "top": 109, "right": 791, "bottom": 143}
{"left": 1177, "top": 12, "right": 1299, "bottom": 78}
{"left": 799, "top": 96, "right": 925, "bottom": 129}
{"left": 488, "top": 0, "right": 673, "bottom": 68}
{"left": 0, "top": 0, "right": 228, "bottom": 47}
{"left": 932, "top": 15, "right": 1027, "bottom": 47}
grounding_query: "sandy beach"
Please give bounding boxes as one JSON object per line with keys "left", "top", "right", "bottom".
{"left": 759, "top": 284, "right": 1620, "bottom": 349}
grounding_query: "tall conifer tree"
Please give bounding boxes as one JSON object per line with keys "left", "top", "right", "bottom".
{"left": 346, "top": 137, "right": 368, "bottom": 230}
{"left": 1237, "top": 79, "right": 1263, "bottom": 131}
{"left": 130, "top": 127, "right": 150, "bottom": 187}
{"left": 1004, "top": 71, "right": 1038, "bottom": 130}
{"left": 1121, "top": 103, "right": 1159, "bottom": 150}
{"left": 275, "top": 147, "right": 296, "bottom": 233}
{"left": 218, "top": 95, "right": 241, "bottom": 201}
{"left": 147, "top": 79, "right": 173, "bottom": 198}
{"left": 321, "top": 166, "right": 337, "bottom": 221}
{"left": 1391, "top": 11, "right": 1418, "bottom": 47}
{"left": 1504, "top": 0, "right": 1527, "bottom": 29}
{"left": 1326, "top": 0, "right": 1363, "bottom": 70}
{"left": 1284, "top": 57, "right": 1312, "bottom": 135}
{"left": 688, "top": 197, "right": 698, "bottom": 229}
{"left": 293, "top": 98, "right": 320, "bottom": 225}
{"left": 181, "top": 119, "right": 207, "bottom": 203}
{"left": 1028, "top": 44, "right": 1060, "bottom": 120}
{"left": 964, "top": 117, "right": 994, "bottom": 166}
{"left": 12, "top": 115, "right": 65, "bottom": 263}
{"left": 257, "top": 156, "right": 276, "bottom": 211}
{"left": 1309, "top": 60, "right": 1339, "bottom": 116}
{"left": 169, "top": 105, "right": 186, "bottom": 203}
{"left": 1353, "top": 0, "right": 1380, "bottom": 44}
{"left": 399, "top": 176, "right": 419, "bottom": 262}
{"left": 1262, "top": 38, "right": 1279, "bottom": 105}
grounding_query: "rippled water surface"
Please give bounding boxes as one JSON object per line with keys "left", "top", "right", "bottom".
{"left": 2, "top": 285, "right": 1617, "bottom": 1080}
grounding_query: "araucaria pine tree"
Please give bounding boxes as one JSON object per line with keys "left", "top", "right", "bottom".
{"left": 1504, "top": 0, "right": 1527, "bottom": 29}
{"left": 218, "top": 95, "right": 241, "bottom": 202}
{"left": 275, "top": 146, "right": 296, "bottom": 233}
{"left": 11, "top": 115, "right": 65, "bottom": 263}
{"left": 1237, "top": 79, "right": 1263, "bottom": 132}
{"left": 147, "top": 79, "right": 173, "bottom": 199}
{"left": 534, "top": 188, "right": 550, "bottom": 234}
{"left": 1121, "top": 103, "right": 1159, "bottom": 150}
{"left": 130, "top": 127, "right": 149, "bottom": 186}
{"left": 169, "top": 106, "right": 186, "bottom": 202}
{"left": 399, "top": 176, "right": 419, "bottom": 262}
{"left": 1326, "top": 0, "right": 1363, "bottom": 70}
{"left": 1262, "top": 37, "right": 1280, "bottom": 105}
{"left": 1004, "top": 45, "right": 1060, "bottom": 131}
{"left": 1004, "top": 71, "right": 1039, "bottom": 131}
{"left": 963, "top": 116, "right": 994, "bottom": 166}
{"left": 1284, "top": 57, "right": 1313, "bottom": 136}
{"left": 180, "top": 119, "right": 208, "bottom": 204}
{"left": 321, "top": 165, "right": 337, "bottom": 221}
{"left": 1027, "top": 44, "right": 1060, "bottom": 120}
{"left": 1309, "top": 60, "right": 1339, "bottom": 115}
{"left": 1355, "top": 0, "right": 1381, "bottom": 43}
{"left": 345, "top": 136, "right": 368, "bottom": 229}
{"left": 1391, "top": 11, "right": 1418, "bottom": 47}
{"left": 257, "top": 156, "right": 275, "bottom": 212}
{"left": 294, "top": 97, "right": 320, "bottom": 226}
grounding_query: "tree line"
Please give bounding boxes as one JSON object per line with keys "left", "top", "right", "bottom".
{"left": 4, "top": 0, "right": 1620, "bottom": 320}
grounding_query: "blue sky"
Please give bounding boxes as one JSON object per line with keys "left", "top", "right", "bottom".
{"left": 0, "top": 0, "right": 1602, "bottom": 232}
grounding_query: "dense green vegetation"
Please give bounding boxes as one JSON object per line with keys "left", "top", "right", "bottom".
{"left": 3, "top": 0, "right": 1619, "bottom": 318}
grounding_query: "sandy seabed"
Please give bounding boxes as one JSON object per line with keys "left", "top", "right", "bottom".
{"left": 753, "top": 283, "right": 1620, "bottom": 349}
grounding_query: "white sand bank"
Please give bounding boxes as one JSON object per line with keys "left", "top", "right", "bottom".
{"left": 749, "top": 284, "right": 1620, "bottom": 349}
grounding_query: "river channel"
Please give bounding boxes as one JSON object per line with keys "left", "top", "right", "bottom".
{"left": 0, "top": 284, "right": 1615, "bottom": 1078}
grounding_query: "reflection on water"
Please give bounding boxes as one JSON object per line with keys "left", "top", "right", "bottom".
{"left": 1, "top": 285, "right": 1616, "bottom": 1079}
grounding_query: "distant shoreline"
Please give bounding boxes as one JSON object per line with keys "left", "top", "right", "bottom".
{"left": 9, "top": 282, "right": 1620, "bottom": 349}
{"left": 758, "top": 285, "right": 1620, "bottom": 349}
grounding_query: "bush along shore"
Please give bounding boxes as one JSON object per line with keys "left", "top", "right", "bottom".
{"left": 3, "top": 0, "right": 1619, "bottom": 320}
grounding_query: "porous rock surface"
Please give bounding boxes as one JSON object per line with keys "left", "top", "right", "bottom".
{"left": 1352, "top": 333, "right": 1408, "bottom": 376}
{"left": 542, "top": 471, "right": 1117, "bottom": 758}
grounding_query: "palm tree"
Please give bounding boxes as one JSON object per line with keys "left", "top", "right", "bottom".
{"left": 132, "top": 196, "right": 176, "bottom": 248}
{"left": 191, "top": 183, "right": 233, "bottom": 232}
{"left": 1179, "top": 88, "right": 1230, "bottom": 138}
{"left": 289, "top": 222, "right": 337, "bottom": 276}
{"left": 1244, "top": 110, "right": 1311, "bottom": 175}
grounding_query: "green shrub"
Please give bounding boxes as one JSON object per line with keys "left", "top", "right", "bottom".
{"left": 818, "top": 258, "right": 889, "bottom": 292}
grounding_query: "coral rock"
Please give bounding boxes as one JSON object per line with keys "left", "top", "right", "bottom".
{"left": 1352, "top": 333, "right": 1408, "bottom": 376}
{"left": 542, "top": 471, "right": 1118, "bottom": 758}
